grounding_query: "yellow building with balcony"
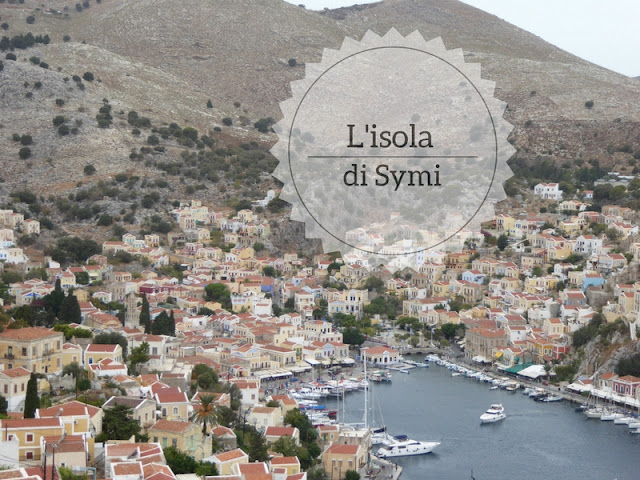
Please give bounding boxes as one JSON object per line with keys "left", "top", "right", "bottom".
{"left": 0, "top": 327, "right": 64, "bottom": 374}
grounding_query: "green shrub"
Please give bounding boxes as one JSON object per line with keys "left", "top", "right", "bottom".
{"left": 53, "top": 115, "right": 65, "bottom": 126}
{"left": 82, "top": 71, "right": 94, "bottom": 81}
{"left": 19, "top": 147, "right": 31, "bottom": 159}
{"left": 83, "top": 164, "right": 96, "bottom": 175}
{"left": 58, "top": 125, "right": 70, "bottom": 136}
{"left": 20, "top": 135, "right": 32, "bottom": 146}
{"left": 5, "top": 53, "right": 16, "bottom": 60}
{"left": 585, "top": 100, "right": 594, "bottom": 109}
{"left": 26, "top": 16, "right": 35, "bottom": 24}
{"left": 63, "top": 35, "right": 71, "bottom": 42}
{"left": 55, "top": 98, "right": 65, "bottom": 106}
{"left": 222, "top": 117, "right": 232, "bottom": 126}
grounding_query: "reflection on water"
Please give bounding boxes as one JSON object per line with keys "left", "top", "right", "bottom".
{"left": 325, "top": 359, "right": 640, "bottom": 480}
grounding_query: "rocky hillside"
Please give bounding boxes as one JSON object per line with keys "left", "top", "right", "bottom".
{"left": 0, "top": 0, "right": 638, "bottom": 251}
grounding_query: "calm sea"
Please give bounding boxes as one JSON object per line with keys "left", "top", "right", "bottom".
{"left": 325, "top": 358, "right": 640, "bottom": 480}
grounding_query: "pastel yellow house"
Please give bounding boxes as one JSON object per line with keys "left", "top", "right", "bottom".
{"left": 62, "top": 343, "right": 83, "bottom": 366}
{"left": 270, "top": 456, "right": 301, "bottom": 475}
{"left": 84, "top": 344, "right": 123, "bottom": 367}
{"left": 322, "top": 443, "right": 366, "bottom": 480}
{"left": 148, "top": 420, "right": 211, "bottom": 461}
{"left": 154, "top": 389, "right": 190, "bottom": 421}
{"left": 205, "top": 448, "right": 249, "bottom": 475}
{"left": 247, "top": 406, "right": 283, "bottom": 432}
{"left": 0, "top": 327, "right": 64, "bottom": 375}
{"left": 0, "top": 367, "right": 31, "bottom": 411}
{"left": 0, "top": 417, "right": 64, "bottom": 461}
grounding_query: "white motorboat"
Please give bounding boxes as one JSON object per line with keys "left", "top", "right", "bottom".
{"left": 480, "top": 404, "right": 506, "bottom": 424}
{"left": 614, "top": 416, "right": 633, "bottom": 425}
{"left": 601, "top": 411, "right": 624, "bottom": 421}
{"left": 452, "top": 372, "right": 462, "bottom": 377}
{"left": 377, "top": 439, "right": 440, "bottom": 458}
{"left": 631, "top": 428, "right": 640, "bottom": 435}
{"left": 628, "top": 421, "right": 640, "bottom": 429}
{"left": 540, "top": 394, "right": 563, "bottom": 403}
{"left": 489, "top": 385, "right": 499, "bottom": 391}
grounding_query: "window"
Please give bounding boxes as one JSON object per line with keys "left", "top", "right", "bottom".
{"left": 21, "top": 383, "right": 24, "bottom": 392}
{"left": 26, "top": 433, "right": 34, "bottom": 442}
{"left": 153, "top": 436, "right": 158, "bottom": 442}
{"left": 3, "top": 385, "right": 6, "bottom": 394}
{"left": 173, "top": 407, "right": 178, "bottom": 415}
{"left": 25, "top": 451, "right": 33, "bottom": 460}
{"left": 172, "top": 438, "right": 177, "bottom": 447}
{"left": 13, "top": 385, "right": 17, "bottom": 394}
{"left": 22, "top": 348, "right": 27, "bottom": 357}
{"left": 162, "top": 438, "right": 167, "bottom": 448}
{"left": 57, "top": 341, "right": 61, "bottom": 349}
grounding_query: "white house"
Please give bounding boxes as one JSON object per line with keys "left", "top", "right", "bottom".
{"left": 534, "top": 183, "right": 563, "bottom": 200}
{"left": 573, "top": 235, "right": 602, "bottom": 255}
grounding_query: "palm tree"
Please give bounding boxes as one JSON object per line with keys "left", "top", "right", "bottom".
{"left": 191, "top": 394, "right": 217, "bottom": 434}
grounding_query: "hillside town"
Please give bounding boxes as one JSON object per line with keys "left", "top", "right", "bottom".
{"left": 0, "top": 179, "right": 639, "bottom": 480}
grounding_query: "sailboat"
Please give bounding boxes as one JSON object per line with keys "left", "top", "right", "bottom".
{"left": 361, "top": 348, "right": 441, "bottom": 458}
{"left": 584, "top": 368, "right": 603, "bottom": 419}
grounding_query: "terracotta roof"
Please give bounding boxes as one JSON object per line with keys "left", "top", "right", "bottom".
{"left": 38, "top": 400, "right": 101, "bottom": 418}
{"left": 213, "top": 448, "right": 248, "bottom": 462}
{"left": 86, "top": 344, "right": 120, "bottom": 353}
{"left": 326, "top": 444, "right": 359, "bottom": 455}
{"left": 1, "top": 418, "right": 62, "bottom": 429}
{"left": 0, "top": 367, "right": 31, "bottom": 378}
{"left": 149, "top": 419, "right": 193, "bottom": 433}
{"left": 271, "top": 456, "right": 299, "bottom": 465}
{"left": 264, "top": 426, "right": 296, "bottom": 437}
{"left": 0, "top": 327, "right": 61, "bottom": 341}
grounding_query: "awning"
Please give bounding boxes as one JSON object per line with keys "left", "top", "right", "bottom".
{"left": 305, "top": 358, "right": 320, "bottom": 366}
{"left": 517, "top": 364, "right": 554, "bottom": 379}
{"left": 494, "top": 351, "right": 503, "bottom": 358}
{"left": 290, "top": 365, "right": 311, "bottom": 373}
{"left": 472, "top": 356, "right": 487, "bottom": 363}
{"left": 340, "top": 358, "right": 355, "bottom": 365}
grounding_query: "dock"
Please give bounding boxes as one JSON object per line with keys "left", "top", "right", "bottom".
{"left": 367, "top": 454, "right": 403, "bottom": 480}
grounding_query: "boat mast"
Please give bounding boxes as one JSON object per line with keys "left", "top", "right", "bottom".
{"left": 364, "top": 348, "right": 368, "bottom": 430}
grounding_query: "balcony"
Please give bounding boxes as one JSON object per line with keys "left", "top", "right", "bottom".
{"left": 4, "top": 354, "right": 14, "bottom": 360}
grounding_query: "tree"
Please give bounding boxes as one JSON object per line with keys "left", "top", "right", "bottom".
{"left": 139, "top": 294, "right": 151, "bottom": 333}
{"left": 129, "top": 342, "right": 149, "bottom": 375}
{"left": 364, "top": 276, "right": 385, "bottom": 293}
{"left": 205, "top": 283, "right": 231, "bottom": 309}
{"left": 192, "top": 364, "right": 218, "bottom": 391}
{"left": 58, "top": 293, "right": 82, "bottom": 324}
{"left": 100, "top": 404, "right": 141, "bottom": 440}
{"left": 345, "top": 472, "right": 360, "bottom": 480}
{"left": 62, "top": 361, "right": 83, "bottom": 379}
{"left": 191, "top": 394, "right": 217, "bottom": 434}
{"left": 262, "top": 266, "right": 276, "bottom": 277}
{"left": 19, "top": 147, "right": 31, "bottom": 159}
{"left": 497, "top": 234, "right": 509, "bottom": 251}
{"left": 288, "top": 58, "right": 297, "bottom": 67}
{"left": 150, "top": 311, "right": 175, "bottom": 336}
{"left": 342, "top": 327, "right": 365, "bottom": 346}
{"left": 24, "top": 373, "right": 39, "bottom": 418}
{"left": 163, "top": 446, "right": 218, "bottom": 475}
{"left": 0, "top": 395, "right": 7, "bottom": 415}
{"left": 26, "top": 15, "right": 35, "bottom": 24}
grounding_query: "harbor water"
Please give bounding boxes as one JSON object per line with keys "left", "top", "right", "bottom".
{"left": 325, "top": 359, "right": 640, "bottom": 480}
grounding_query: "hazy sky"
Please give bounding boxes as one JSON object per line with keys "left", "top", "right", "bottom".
{"left": 285, "top": 0, "right": 640, "bottom": 77}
